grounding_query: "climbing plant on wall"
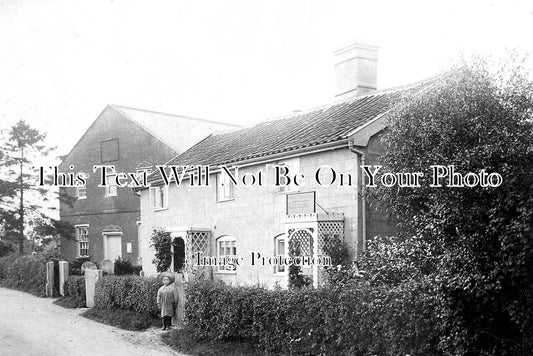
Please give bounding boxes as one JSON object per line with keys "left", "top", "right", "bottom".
{"left": 150, "top": 228, "right": 171, "bottom": 272}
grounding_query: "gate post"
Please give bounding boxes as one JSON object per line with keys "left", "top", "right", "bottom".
{"left": 58, "top": 261, "right": 69, "bottom": 296}
{"left": 85, "top": 269, "right": 103, "bottom": 308}
{"left": 45, "top": 261, "right": 54, "bottom": 297}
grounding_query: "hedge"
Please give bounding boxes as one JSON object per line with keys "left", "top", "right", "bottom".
{"left": 184, "top": 279, "right": 441, "bottom": 356}
{"left": 64, "top": 275, "right": 86, "bottom": 300}
{"left": 0, "top": 254, "right": 48, "bottom": 296}
{"left": 94, "top": 275, "right": 160, "bottom": 316}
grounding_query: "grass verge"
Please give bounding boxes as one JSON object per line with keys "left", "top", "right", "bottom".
{"left": 161, "top": 327, "right": 265, "bottom": 356}
{"left": 82, "top": 308, "right": 158, "bottom": 331}
{"left": 53, "top": 296, "right": 86, "bottom": 309}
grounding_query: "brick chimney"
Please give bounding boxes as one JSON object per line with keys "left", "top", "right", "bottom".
{"left": 334, "top": 42, "right": 378, "bottom": 99}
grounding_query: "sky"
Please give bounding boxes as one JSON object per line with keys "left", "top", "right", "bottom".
{"left": 1, "top": 0, "right": 532, "bottom": 157}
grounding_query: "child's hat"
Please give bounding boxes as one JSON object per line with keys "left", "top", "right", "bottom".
{"left": 157, "top": 271, "right": 175, "bottom": 284}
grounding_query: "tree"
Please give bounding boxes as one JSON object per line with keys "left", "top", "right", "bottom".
{"left": 0, "top": 120, "right": 74, "bottom": 254}
{"left": 373, "top": 55, "right": 533, "bottom": 355}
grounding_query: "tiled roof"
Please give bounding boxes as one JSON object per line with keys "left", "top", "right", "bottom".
{"left": 110, "top": 105, "right": 240, "bottom": 154}
{"left": 148, "top": 80, "right": 434, "bottom": 183}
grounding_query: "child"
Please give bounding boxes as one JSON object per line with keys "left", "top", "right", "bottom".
{"left": 156, "top": 271, "right": 178, "bottom": 330}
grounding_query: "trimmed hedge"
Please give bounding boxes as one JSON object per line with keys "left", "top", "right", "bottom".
{"left": 0, "top": 254, "right": 48, "bottom": 296}
{"left": 184, "top": 279, "right": 441, "bottom": 356}
{"left": 94, "top": 275, "right": 160, "bottom": 316}
{"left": 64, "top": 275, "right": 86, "bottom": 304}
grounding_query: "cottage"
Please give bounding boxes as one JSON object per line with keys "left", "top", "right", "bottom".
{"left": 59, "top": 105, "right": 239, "bottom": 264}
{"left": 137, "top": 42, "right": 432, "bottom": 288}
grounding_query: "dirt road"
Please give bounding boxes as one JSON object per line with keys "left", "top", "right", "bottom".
{"left": 0, "top": 287, "right": 186, "bottom": 356}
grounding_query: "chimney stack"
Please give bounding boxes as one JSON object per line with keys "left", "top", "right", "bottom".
{"left": 334, "top": 42, "right": 378, "bottom": 99}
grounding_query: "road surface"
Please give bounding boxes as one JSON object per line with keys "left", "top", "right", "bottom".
{"left": 0, "top": 287, "right": 185, "bottom": 356}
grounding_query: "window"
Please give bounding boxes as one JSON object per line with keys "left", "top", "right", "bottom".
{"left": 274, "top": 234, "right": 286, "bottom": 274}
{"left": 217, "top": 169, "right": 235, "bottom": 202}
{"left": 277, "top": 157, "right": 300, "bottom": 193}
{"left": 150, "top": 186, "right": 167, "bottom": 210}
{"left": 216, "top": 235, "right": 237, "bottom": 272}
{"left": 101, "top": 139, "right": 119, "bottom": 162}
{"left": 105, "top": 175, "right": 118, "bottom": 197}
{"left": 75, "top": 225, "right": 89, "bottom": 257}
{"left": 77, "top": 186, "right": 87, "bottom": 200}
{"left": 77, "top": 172, "right": 87, "bottom": 199}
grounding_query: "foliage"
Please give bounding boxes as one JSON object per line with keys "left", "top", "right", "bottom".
{"left": 0, "top": 253, "right": 47, "bottom": 296}
{"left": 0, "top": 240, "right": 14, "bottom": 257}
{"left": 82, "top": 308, "right": 157, "bottom": 331}
{"left": 287, "top": 244, "right": 312, "bottom": 289}
{"left": 61, "top": 275, "right": 86, "bottom": 307}
{"left": 322, "top": 238, "right": 365, "bottom": 285}
{"left": 184, "top": 279, "right": 441, "bottom": 356}
{"left": 150, "top": 228, "right": 171, "bottom": 272}
{"left": 94, "top": 275, "right": 160, "bottom": 316}
{"left": 370, "top": 54, "right": 533, "bottom": 354}
{"left": 69, "top": 256, "right": 92, "bottom": 275}
{"left": 0, "top": 120, "right": 75, "bottom": 254}
{"left": 114, "top": 257, "right": 135, "bottom": 275}
{"left": 357, "top": 235, "right": 439, "bottom": 287}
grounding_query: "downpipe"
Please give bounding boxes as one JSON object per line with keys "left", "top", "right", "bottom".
{"left": 348, "top": 140, "right": 367, "bottom": 254}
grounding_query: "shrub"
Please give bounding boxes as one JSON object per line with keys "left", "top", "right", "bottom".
{"left": 114, "top": 257, "right": 141, "bottom": 275}
{"left": 94, "top": 275, "right": 159, "bottom": 316}
{"left": 184, "top": 279, "right": 441, "bottom": 356}
{"left": 0, "top": 254, "right": 18, "bottom": 281}
{"left": 0, "top": 254, "right": 48, "bottom": 296}
{"left": 69, "top": 256, "right": 92, "bottom": 276}
{"left": 150, "top": 228, "right": 171, "bottom": 272}
{"left": 64, "top": 275, "right": 86, "bottom": 302}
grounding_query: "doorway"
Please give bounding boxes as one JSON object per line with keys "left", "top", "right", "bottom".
{"left": 172, "top": 237, "right": 185, "bottom": 272}
{"left": 104, "top": 233, "right": 122, "bottom": 261}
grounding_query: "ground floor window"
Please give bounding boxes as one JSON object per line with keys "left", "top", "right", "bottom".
{"left": 274, "top": 234, "right": 286, "bottom": 273}
{"left": 216, "top": 235, "right": 237, "bottom": 272}
{"left": 75, "top": 225, "right": 89, "bottom": 257}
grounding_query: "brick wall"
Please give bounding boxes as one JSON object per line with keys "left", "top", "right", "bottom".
{"left": 59, "top": 107, "right": 177, "bottom": 264}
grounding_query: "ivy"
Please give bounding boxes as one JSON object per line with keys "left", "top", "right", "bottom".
{"left": 150, "top": 228, "right": 171, "bottom": 272}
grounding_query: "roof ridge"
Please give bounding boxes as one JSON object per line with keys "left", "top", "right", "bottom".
{"left": 107, "top": 105, "right": 181, "bottom": 153}
{"left": 109, "top": 104, "right": 242, "bottom": 127}
{"left": 235, "top": 76, "right": 439, "bottom": 129}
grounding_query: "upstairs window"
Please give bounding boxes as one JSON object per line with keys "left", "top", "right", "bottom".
{"left": 101, "top": 139, "right": 119, "bottom": 162}
{"left": 75, "top": 225, "right": 89, "bottom": 257}
{"left": 277, "top": 157, "right": 300, "bottom": 193}
{"left": 150, "top": 186, "right": 167, "bottom": 210}
{"left": 77, "top": 186, "right": 87, "bottom": 200}
{"left": 217, "top": 169, "right": 235, "bottom": 202}
{"left": 105, "top": 175, "right": 118, "bottom": 197}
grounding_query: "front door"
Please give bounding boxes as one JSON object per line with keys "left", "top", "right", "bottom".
{"left": 104, "top": 233, "right": 122, "bottom": 261}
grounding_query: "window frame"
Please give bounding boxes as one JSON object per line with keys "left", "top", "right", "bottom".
{"left": 276, "top": 157, "right": 301, "bottom": 193}
{"left": 216, "top": 235, "right": 237, "bottom": 274}
{"left": 274, "top": 234, "right": 286, "bottom": 275}
{"left": 77, "top": 185, "right": 87, "bottom": 200}
{"left": 105, "top": 177, "right": 118, "bottom": 197}
{"left": 150, "top": 185, "right": 168, "bottom": 211}
{"left": 75, "top": 224, "right": 89, "bottom": 257}
{"left": 103, "top": 167, "right": 118, "bottom": 197}
{"left": 216, "top": 170, "right": 235, "bottom": 202}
